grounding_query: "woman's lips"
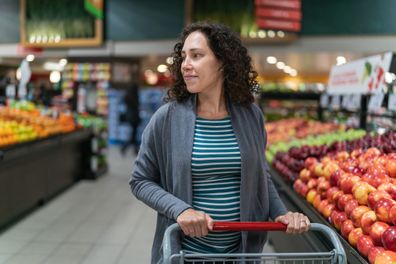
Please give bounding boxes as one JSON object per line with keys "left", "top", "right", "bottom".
{"left": 184, "top": 76, "right": 197, "bottom": 82}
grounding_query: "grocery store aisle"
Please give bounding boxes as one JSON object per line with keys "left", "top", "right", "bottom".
{"left": 0, "top": 146, "right": 156, "bottom": 264}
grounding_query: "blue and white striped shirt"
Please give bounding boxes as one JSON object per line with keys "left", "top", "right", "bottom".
{"left": 182, "top": 117, "right": 241, "bottom": 254}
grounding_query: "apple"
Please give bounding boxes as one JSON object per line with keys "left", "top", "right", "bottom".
{"left": 314, "top": 163, "right": 324, "bottom": 178}
{"left": 351, "top": 206, "right": 371, "bottom": 227}
{"left": 360, "top": 210, "right": 377, "bottom": 234}
{"left": 318, "top": 200, "right": 329, "bottom": 215}
{"left": 336, "top": 151, "right": 350, "bottom": 162}
{"left": 370, "top": 174, "right": 392, "bottom": 188}
{"left": 368, "top": 191, "right": 392, "bottom": 210}
{"left": 348, "top": 227, "right": 363, "bottom": 247}
{"left": 331, "top": 210, "right": 348, "bottom": 230}
{"left": 299, "top": 168, "right": 311, "bottom": 183}
{"left": 385, "top": 159, "right": 396, "bottom": 178}
{"left": 351, "top": 149, "right": 364, "bottom": 159}
{"left": 332, "top": 190, "right": 344, "bottom": 206}
{"left": 322, "top": 203, "right": 335, "bottom": 219}
{"left": 365, "top": 147, "right": 382, "bottom": 158}
{"left": 344, "top": 199, "right": 359, "bottom": 218}
{"left": 326, "top": 187, "right": 340, "bottom": 203}
{"left": 375, "top": 250, "right": 396, "bottom": 264}
{"left": 313, "top": 194, "right": 322, "bottom": 210}
{"left": 337, "top": 193, "right": 353, "bottom": 211}
{"left": 341, "top": 219, "right": 354, "bottom": 239}
{"left": 323, "top": 162, "right": 340, "bottom": 180}
{"left": 368, "top": 247, "right": 385, "bottom": 264}
{"left": 377, "top": 183, "right": 396, "bottom": 200}
{"left": 317, "top": 180, "right": 331, "bottom": 198}
{"left": 339, "top": 175, "right": 361, "bottom": 194}
{"left": 375, "top": 198, "right": 396, "bottom": 223}
{"left": 306, "top": 189, "right": 317, "bottom": 204}
{"left": 381, "top": 226, "right": 396, "bottom": 252}
{"left": 357, "top": 235, "right": 374, "bottom": 257}
{"left": 352, "top": 181, "right": 376, "bottom": 205}
{"left": 307, "top": 178, "right": 318, "bottom": 189}
{"left": 370, "top": 222, "right": 390, "bottom": 247}
{"left": 329, "top": 170, "right": 343, "bottom": 187}
{"left": 304, "top": 157, "right": 318, "bottom": 169}
{"left": 389, "top": 204, "right": 396, "bottom": 225}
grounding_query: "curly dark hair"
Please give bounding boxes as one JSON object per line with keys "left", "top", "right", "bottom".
{"left": 166, "top": 22, "right": 258, "bottom": 106}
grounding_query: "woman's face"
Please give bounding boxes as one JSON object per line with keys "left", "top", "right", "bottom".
{"left": 181, "top": 31, "right": 223, "bottom": 94}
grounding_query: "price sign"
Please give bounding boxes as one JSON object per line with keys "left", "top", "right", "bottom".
{"left": 341, "top": 95, "right": 351, "bottom": 109}
{"left": 388, "top": 94, "right": 396, "bottom": 111}
{"left": 368, "top": 93, "right": 384, "bottom": 112}
{"left": 320, "top": 94, "right": 329, "bottom": 108}
{"left": 330, "top": 95, "right": 341, "bottom": 109}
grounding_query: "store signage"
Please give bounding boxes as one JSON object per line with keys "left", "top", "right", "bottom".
{"left": 388, "top": 94, "right": 396, "bottom": 111}
{"left": 368, "top": 93, "right": 385, "bottom": 112}
{"left": 349, "top": 94, "right": 362, "bottom": 110}
{"left": 255, "top": 0, "right": 301, "bottom": 32}
{"left": 320, "top": 94, "right": 329, "bottom": 108}
{"left": 327, "top": 52, "right": 393, "bottom": 95}
{"left": 341, "top": 95, "right": 351, "bottom": 109}
{"left": 330, "top": 95, "right": 341, "bottom": 110}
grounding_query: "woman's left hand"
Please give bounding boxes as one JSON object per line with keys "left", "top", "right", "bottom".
{"left": 275, "top": 212, "right": 310, "bottom": 234}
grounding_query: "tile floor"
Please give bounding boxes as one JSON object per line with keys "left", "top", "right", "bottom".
{"left": 0, "top": 146, "right": 274, "bottom": 264}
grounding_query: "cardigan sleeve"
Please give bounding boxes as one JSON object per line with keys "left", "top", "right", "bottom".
{"left": 129, "top": 106, "right": 192, "bottom": 220}
{"left": 252, "top": 104, "right": 288, "bottom": 219}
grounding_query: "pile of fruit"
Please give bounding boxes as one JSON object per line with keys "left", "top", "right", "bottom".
{"left": 293, "top": 147, "right": 396, "bottom": 263}
{"left": 270, "top": 129, "right": 367, "bottom": 182}
{"left": 0, "top": 105, "right": 78, "bottom": 148}
{"left": 265, "top": 118, "right": 345, "bottom": 146}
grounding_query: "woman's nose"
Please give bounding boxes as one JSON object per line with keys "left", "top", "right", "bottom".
{"left": 182, "top": 57, "right": 192, "bottom": 71}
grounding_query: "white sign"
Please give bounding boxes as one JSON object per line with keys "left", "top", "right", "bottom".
{"left": 368, "top": 93, "right": 384, "bottom": 112}
{"left": 388, "top": 94, "right": 396, "bottom": 111}
{"left": 320, "top": 94, "right": 329, "bottom": 108}
{"left": 348, "top": 94, "right": 362, "bottom": 110}
{"left": 330, "top": 95, "right": 341, "bottom": 109}
{"left": 341, "top": 95, "right": 350, "bottom": 109}
{"left": 327, "top": 52, "right": 393, "bottom": 95}
{"left": 18, "top": 60, "right": 31, "bottom": 99}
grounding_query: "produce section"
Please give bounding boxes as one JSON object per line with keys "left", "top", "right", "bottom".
{"left": 266, "top": 115, "right": 396, "bottom": 263}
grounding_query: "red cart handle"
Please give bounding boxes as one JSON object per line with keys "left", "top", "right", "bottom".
{"left": 212, "top": 221, "right": 287, "bottom": 231}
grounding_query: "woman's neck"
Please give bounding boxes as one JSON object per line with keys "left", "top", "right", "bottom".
{"left": 196, "top": 91, "right": 228, "bottom": 119}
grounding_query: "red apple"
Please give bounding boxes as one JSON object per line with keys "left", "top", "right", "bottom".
{"left": 351, "top": 206, "right": 371, "bottom": 227}
{"left": 344, "top": 199, "right": 359, "bottom": 218}
{"left": 336, "top": 151, "right": 350, "bottom": 162}
{"left": 370, "top": 174, "right": 392, "bottom": 188}
{"left": 368, "top": 247, "right": 385, "bottom": 264}
{"left": 375, "top": 198, "right": 396, "bottom": 223}
{"left": 348, "top": 227, "right": 363, "bottom": 247}
{"left": 375, "top": 250, "right": 396, "bottom": 264}
{"left": 313, "top": 194, "right": 322, "bottom": 210}
{"left": 317, "top": 180, "right": 331, "bottom": 198}
{"left": 329, "top": 170, "right": 343, "bottom": 187}
{"left": 331, "top": 210, "right": 348, "bottom": 230}
{"left": 306, "top": 189, "right": 317, "bottom": 204}
{"left": 357, "top": 235, "right": 374, "bottom": 257}
{"left": 365, "top": 147, "right": 382, "bottom": 158}
{"left": 341, "top": 219, "right": 355, "bottom": 239}
{"left": 326, "top": 187, "right": 340, "bottom": 202}
{"left": 318, "top": 200, "right": 329, "bottom": 215}
{"left": 368, "top": 191, "right": 392, "bottom": 210}
{"left": 332, "top": 190, "right": 344, "bottom": 206}
{"left": 304, "top": 157, "right": 318, "bottom": 169}
{"left": 377, "top": 183, "right": 396, "bottom": 200}
{"left": 385, "top": 159, "right": 396, "bottom": 178}
{"left": 389, "top": 204, "right": 396, "bottom": 225}
{"left": 340, "top": 175, "right": 361, "bottom": 194}
{"left": 337, "top": 193, "right": 354, "bottom": 211}
{"left": 307, "top": 178, "right": 318, "bottom": 189}
{"left": 381, "top": 226, "right": 396, "bottom": 252}
{"left": 351, "top": 149, "right": 363, "bottom": 159}
{"left": 360, "top": 210, "right": 377, "bottom": 234}
{"left": 369, "top": 222, "right": 390, "bottom": 247}
{"left": 314, "top": 163, "right": 324, "bottom": 177}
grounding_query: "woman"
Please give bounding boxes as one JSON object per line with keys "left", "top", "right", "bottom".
{"left": 130, "top": 22, "right": 310, "bottom": 264}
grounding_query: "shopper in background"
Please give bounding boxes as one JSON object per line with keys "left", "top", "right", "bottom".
{"left": 121, "top": 83, "right": 141, "bottom": 155}
{"left": 129, "top": 22, "right": 310, "bottom": 264}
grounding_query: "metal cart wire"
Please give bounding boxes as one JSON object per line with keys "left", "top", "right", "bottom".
{"left": 163, "top": 222, "right": 347, "bottom": 264}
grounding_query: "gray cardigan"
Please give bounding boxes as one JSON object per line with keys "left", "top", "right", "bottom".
{"left": 129, "top": 95, "right": 287, "bottom": 264}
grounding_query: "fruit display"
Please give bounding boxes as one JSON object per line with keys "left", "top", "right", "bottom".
{"left": 292, "top": 146, "right": 396, "bottom": 263}
{"left": 270, "top": 129, "right": 367, "bottom": 181}
{"left": 265, "top": 118, "right": 345, "bottom": 145}
{"left": 0, "top": 101, "right": 78, "bottom": 148}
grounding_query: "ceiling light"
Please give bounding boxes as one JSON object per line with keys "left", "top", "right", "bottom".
{"left": 276, "top": 61, "right": 285, "bottom": 69}
{"left": 283, "top": 66, "right": 292, "bottom": 73}
{"left": 258, "top": 30, "right": 266, "bottom": 38}
{"left": 166, "top": 57, "right": 173, "bottom": 64}
{"left": 59, "top": 58, "right": 68, "bottom": 66}
{"left": 266, "top": 56, "right": 277, "bottom": 64}
{"left": 336, "top": 56, "right": 347, "bottom": 65}
{"left": 277, "top": 31, "right": 285, "bottom": 38}
{"left": 290, "top": 69, "right": 298, "bottom": 76}
{"left": 268, "top": 30, "right": 275, "bottom": 38}
{"left": 157, "top": 64, "right": 168, "bottom": 73}
{"left": 26, "top": 54, "right": 35, "bottom": 62}
{"left": 49, "top": 71, "right": 61, "bottom": 83}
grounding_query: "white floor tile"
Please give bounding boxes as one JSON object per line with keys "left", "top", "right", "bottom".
{"left": 4, "top": 254, "right": 48, "bottom": 264}
{"left": 0, "top": 241, "right": 28, "bottom": 254}
{"left": 19, "top": 242, "right": 59, "bottom": 255}
{"left": 80, "top": 244, "right": 124, "bottom": 264}
{"left": 0, "top": 254, "right": 12, "bottom": 264}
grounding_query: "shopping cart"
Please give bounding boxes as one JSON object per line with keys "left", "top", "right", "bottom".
{"left": 163, "top": 222, "right": 346, "bottom": 264}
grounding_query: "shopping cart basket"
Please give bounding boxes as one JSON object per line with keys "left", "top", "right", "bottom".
{"left": 163, "top": 222, "right": 346, "bottom": 264}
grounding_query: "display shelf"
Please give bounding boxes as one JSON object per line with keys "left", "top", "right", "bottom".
{"left": 269, "top": 165, "right": 368, "bottom": 264}
{"left": 261, "top": 91, "right": 321, "bottom": 101}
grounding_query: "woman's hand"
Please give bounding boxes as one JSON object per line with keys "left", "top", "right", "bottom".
{"left": 176, "top": 208, "right": 214, "bottom": 237}
{"left": 275, "top": 212, "right": 310, "bottom": 234}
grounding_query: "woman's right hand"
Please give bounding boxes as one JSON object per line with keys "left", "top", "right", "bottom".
{"left": 176, "top": 208, "right": 214, "bottom": 237}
